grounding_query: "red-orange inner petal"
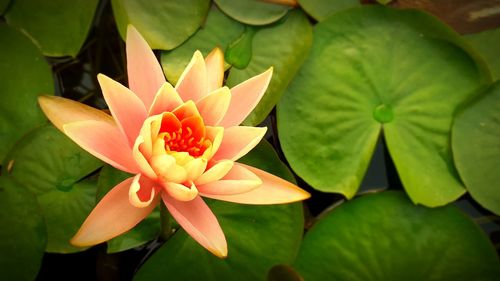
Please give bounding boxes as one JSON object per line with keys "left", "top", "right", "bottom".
{"left": 160, "top": 110, "right": 211, "bottom": 158}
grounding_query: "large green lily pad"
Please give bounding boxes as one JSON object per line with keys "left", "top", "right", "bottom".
{"left": 452, "top": 81, "right": 500, "bottom": 215}
{"left": 5, "top": 0, "right": 99, "bottom": 57}
{"left": 277, "top": 6, "right": 488, "bottom": 206}
{"left": 297, "top": 0, "right": 360, "bottom": 21}
{"left": 112, "top": 0, "right": 211, "bottom": 50}
{"left": 96, "top": 165, "right": 161, "bottom": 253}
{"left": 133, "top": 140, "right": 304, "bottom": 281}
{"left": 0, "top": 24, "right": 53, "bottom": 162}
{"left": 214, "top": 0, "right": 290, "bottom": 25}
{"left": 0, "top": 176, "right": 46, "bottom": 281}
{"left": 226, "top": 9, "right": 312, "bottom": 126}
{"left": 161, "top": 6, "right": 245, "bottom": 85}
{"left": 465, "top": 27, "right": 500, "bottom": 81}
{"left": 2, "top": 125, "right": 102, "bottom": 253}
{"left": 294, "top": 191, "right": 500, "bottom": 281}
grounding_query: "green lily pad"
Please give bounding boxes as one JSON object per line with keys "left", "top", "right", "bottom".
{"left": 161, "top": 6, "right": 245, "bottom": 85}
{"left": 0, "top": 24, "right": 53, "bottom": 162}
{"left": 277, "top": 6, "right": 488, "bottom": 206}
{"left": 111, "top": 0, "right": 211, "bottom": 50}
{"left": 97, "top": 165, "right": 161, "bottom": 253}
{"left": 214, "top": 0, "right": 290, "bottom": 25}
{"left": 465, "top": 27, "right": 500, "bottom": 81}
{"left": 294, "top": 191, "right": 500, "bottom": 281}
{"left": 226, "top": 10, "right": 312, "bottom": 126}
{"left": 2, "top": 125, "right": 102, "bottom": 253}
{"left": 133, "top": 140, "right": 304, "bottom": 281}
{"left": 297, "top": 0, "right": 360, "bottom": 21}
{"left": 5, "top": 0, "right": 98, "bottom": 57}
{"left": 452, "top": 81, "right": 500, "bottom": 215}
{"left": 0, "top": 176, "right": 46, "bottom": 281}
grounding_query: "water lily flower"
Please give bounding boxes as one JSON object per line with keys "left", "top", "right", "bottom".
{"left": 38, "top": 25, "right": 309, "bottom": 258}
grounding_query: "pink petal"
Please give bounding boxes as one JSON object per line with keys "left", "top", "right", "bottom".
{"left": 63, "top": 120, "right": 139, "bottom": 174}
{"left": 198, "top": 163, "right": 261, "bottom": 195}
{"left": 148, "top": 82, "right": 183, "bottom": 116}
{"left": 98, "top": 74, "right": 148, "bottom": 147}
{"left": 175, "top": 51, "right": 208, "bottom": 102}
{"left": 38, "top": 95, "right": 113, "bottom": 132}
{"left": 126, "top": 25, "right": 166, "bottom": 109}
{"left": 71, "top": 176, "right": 158, "bottom": 246}
{"left": 202, "top": 163, "right": 310, "bottom": 205}
{"left": 162, "top": 194, "right": 227, "bottom": 258}
{"left": 219, "top": 68, "right": 273, "bottom": 127}
{"left": 205, "top": 48, "right": 224, "bottom": 92}
{"left": 195, "top": 160, "right": 234, "bottom": 185}
{"left": 196, "top": 87, "right": 231, "bottom": 126}
{"left": 212, "top": 126, "right": 267, "bottom": 161}
{"left": 129, "top": 173, "right": 157, "bottom": 208}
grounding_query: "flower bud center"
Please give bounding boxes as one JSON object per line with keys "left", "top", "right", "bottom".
{"left": 160, "top": 114, "right": 211, "bottom": 158}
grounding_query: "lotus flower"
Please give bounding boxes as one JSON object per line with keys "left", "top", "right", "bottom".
{"left": 38, "top": 25, "right": 309, "bottom": 258}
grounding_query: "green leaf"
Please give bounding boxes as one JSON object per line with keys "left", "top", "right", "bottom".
{"left": 96, "top": 165, "right": 160, "bottom": 253}
{"left": 297, "top": 0, "right": 360, "bottom": 21}
{"left": 277, "top": 6, "right": 487, "bottom": 206}
{"left": 227, "top": 10, "right": 312, "bottom": 126}
{"left": 0, "top": 23, "right": 53, "bottom": 162}
{"left": 294, "top": 191, "right": 500, "bottom": 281}
{"left": 465, "top": 27, "right": 500, "bottom": 81}
{"left": 2, "top": 125, "right": 102, "bottom": 253}
{"left": 224, "top": 26, "right": 256, "bottom": 69}
{"left": 5, "top": 0, "right": 99, "bottom": 57}
{"left": 133, "top": 140, "right": 304, "bottom": 281}
{"left": 214, "top": 0, "right": 290, "bottom": 25}
{"left": 111, "top": 0, "right": 211, "bottom": 50}
{"left": 0, "top": 176, "right": 46, "bottom": 281}
{"left": 161, "top": 6, "right": 245, "bottom": 85}
{"left": 452, "top": 81, "right": 500, "bottom": 215}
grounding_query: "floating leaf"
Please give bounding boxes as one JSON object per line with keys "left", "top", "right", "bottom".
{"left": 96, "top": 165, "right": 160, "bottom": 253}
{"left": 297, "top": 0, "right": 360, "bottom": 21}
{"left": 278, "top": 6, "right": 488, "bottom": 206}
{"left": 214, "top": 0, "right": 290, "bottom": 25}
{"left": 0, "top": 176, "right": 46, "bottom": 281}
{"left": 294, "top": 191, "right": 500, "bottom": 281}
{"left": 465, "top": 27, "right": 500, "bottom": 81}
{"left": 224, "top": 26, "right": 256, "bottom": 69}
{"left": 133, "top": 140, "right": 304, "bottom": 281}
{"left": 2, "top": 125, "right": 102, "bottom": 253}
{"left": 0, "top": 24, "right": 53, "bottom": 162}
{"left": 111, "top": 0, "right": 211, "bottom": 50}
{"left": 161, "top": 6, "right": 244, "bottom": 84}
{"left": 453, "top": 81, "right": 500, "bottom": 215}
{"left": 227, "top": 10, "right": 312, "bottom": 126}
{"left": 5, "top": 0, "right": 99, "bottom": 57}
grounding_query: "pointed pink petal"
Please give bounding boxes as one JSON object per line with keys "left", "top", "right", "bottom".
{"left": 197, "top": 163, "right": 261, "bottom": 195}
{"left": 175, "top": 51, "right": 208, "bottom": 102}
{"left": 98, "top": 74, "right": 148, "bottom": 147}
{"left": 71, "top": 176, "right": 158, "bottom": 246}
{"left": 219, "top": 68, "right": 273, "bottom": 127}
{"left": 129, "top": 174, "right": 157, "bottom": 208}
{"left": 212, "top": 126, "right": 267, "bottom": 161}
{"left": 38, "top": 95, "right": 113, "bottom": 132}
{"left": 205, "top": 48, "right": 224, "bottom": 92}
{"left": 196, "top": 87, "right": 231, "bottom": 126}
{"left": 63, "top": 120, "right": 139, "bottom": 174}
{"left": 149, "top": 82, "right": 183, "bottom": 116}
{"left": 202, "top": 163, "right": 310, "bottom": 205}
{"left": 126, "top": 25, "right": 166, "bottom": 109}
{"left": 162, "top": 194, "right": 227, "bottom": 258}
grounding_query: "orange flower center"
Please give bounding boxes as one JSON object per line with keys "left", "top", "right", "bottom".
{"left": 159, "top": 110, "right": 211, "bottom": 158}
